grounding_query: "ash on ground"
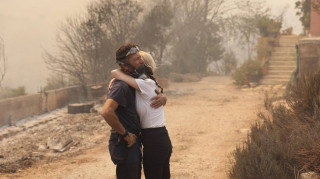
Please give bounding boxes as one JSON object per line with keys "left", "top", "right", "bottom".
{"left": 0, "top": 104, "right": 110, "bottom": 173}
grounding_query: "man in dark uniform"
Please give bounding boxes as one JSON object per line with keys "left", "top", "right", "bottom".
{"left": 101, "top": 43, "right": 166, "bottom": 179}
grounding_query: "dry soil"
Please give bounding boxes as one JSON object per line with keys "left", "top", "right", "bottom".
{"left": 0, "top": 76, "right": 285, "bottom": 179}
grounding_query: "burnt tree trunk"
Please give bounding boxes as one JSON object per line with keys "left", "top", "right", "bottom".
{"left": 68, "top": 102, "right": 94, "bottom": 114}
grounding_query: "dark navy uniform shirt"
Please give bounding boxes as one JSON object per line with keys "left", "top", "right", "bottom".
{"left": 108, "top": 80, "right": 140, "bottom": 134}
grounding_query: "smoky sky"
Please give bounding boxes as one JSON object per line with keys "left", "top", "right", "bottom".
{"left": 0, "top": 0, "right": 302, "bottom": 93}
{"left": 0, "top": 0, "right": 93, "bottom": 93}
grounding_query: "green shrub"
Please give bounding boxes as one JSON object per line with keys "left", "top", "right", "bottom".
{"left": 232, "top": 59, "right": 262, "bottom": 85}
{"left": 229, "top": 71, "right": 320, "bottom": 178}
{"left": 257, "top": 37, "right": 275, "bottom": 60}
{"left": 232, "top": 67, "right": 247, "bottom": 86}
{"left": 256, "top": 15, "right": 282, "bottom": 37}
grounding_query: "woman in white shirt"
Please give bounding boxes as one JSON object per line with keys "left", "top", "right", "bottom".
{"left": 111, "top": 51, "right": 172, "bottom": 179}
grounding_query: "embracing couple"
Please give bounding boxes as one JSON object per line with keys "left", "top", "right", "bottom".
{"left": 101, "top": 43, "right": 172, "bottom": 179}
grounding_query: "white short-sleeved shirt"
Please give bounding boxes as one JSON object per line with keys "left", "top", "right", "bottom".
{"left": 135, "top": 79, "right": 165, "bottom": 129}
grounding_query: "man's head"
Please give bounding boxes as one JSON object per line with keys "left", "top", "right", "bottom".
{"left": 116, "top": 43, "right": 144, "bottom": 74}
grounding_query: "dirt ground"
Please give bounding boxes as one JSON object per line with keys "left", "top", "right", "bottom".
{"left": 0, "top": 76, "right": 285, "bottom": 179}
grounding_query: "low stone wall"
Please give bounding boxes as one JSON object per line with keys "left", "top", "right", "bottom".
{"left": 45, "top": 85, "right": 87, "bottom": 112}
{"left": 0, "top": 83, "right": 107, "bottom": 128}
{"left": 0, "top": 93, "right": 43, "bottom": 127}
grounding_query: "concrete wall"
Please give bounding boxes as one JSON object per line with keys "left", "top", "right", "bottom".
{"left": 0, "top": 93, "right": 43, "bottom": 127}
{"left": 0, "top": 83, "right": 107, "bottom": 127}
{"left": 298, "top": 38, "right": 320, "bottom": 77}
{"left": 310, "top": 1, "right": 320, "bottom": 36}
{"left": 45, "top": 85, "right": 87, "bottom": 112}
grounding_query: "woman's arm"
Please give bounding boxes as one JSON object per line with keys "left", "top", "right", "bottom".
{"left": 111, "top": 69, "right": 140, "bottom": 91}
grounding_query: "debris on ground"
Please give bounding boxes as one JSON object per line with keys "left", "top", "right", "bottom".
{"left": 0, "top": 104, "right": 110, "bottom": 173}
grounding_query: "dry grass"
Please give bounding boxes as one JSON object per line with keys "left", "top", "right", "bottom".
{"left": 229, "top": 71, "right": 320, "bottom": 179}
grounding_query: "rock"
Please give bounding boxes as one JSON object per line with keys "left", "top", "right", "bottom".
{"left": 76, "top": 126, "right": 84, "bottom": 131}
{"left": 90, "top": 107, "right": 98, "bottom": 113}
{"left": 241, "top": 84, "right": 250, "bottom": 88}
{"left": 47, "top": 135, "right": 74, "bottom": 152}
{"left": 300, "top": 172, "right": 319, "bottom": 179}
{"left": 37, "top": 144, "right": 47, "bottom": 151}
{"left": 250, "top": 82, "right": 258, "bottom": 88}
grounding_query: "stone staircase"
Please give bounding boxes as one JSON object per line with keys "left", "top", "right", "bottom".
{"left": 260, "top": 35, "right": 299, "bottom": 85}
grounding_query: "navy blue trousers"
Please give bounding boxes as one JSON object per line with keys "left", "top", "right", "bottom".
{"left": 109, "top": 131, "right": 141, "bottom": 179}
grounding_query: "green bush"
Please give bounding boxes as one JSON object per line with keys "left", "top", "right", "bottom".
{"left": 256, "top": 15, "right": 282, "bottom": 37}
{"left": 229, "top": 71, "right": 320, "bottom": 178}
{"left": 257, "top": 38, "right": 273, "bottom": 60}
{"left": 232, "top": 59, "right": 262, "bottom": 85}
{"left": 232, "top": 67, "right": 247, "bottom": 86}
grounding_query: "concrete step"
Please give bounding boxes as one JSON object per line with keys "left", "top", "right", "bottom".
{"left": 261, "top": 80, "right": 291, "bottom": 85}
{"left": 274, "top": 46, "right": 296, "bottom": 50}
{"left": 279, "top": 35, "right": 299, "bottom": 38}
{"left": 279, "top": 36, "right": 299, "bottom": 42}
{"left": 269, "top": 61, "right": 295, "bottom": 67}
{"left": 272, "top": 51, "right": 296, "bottom": 56}
{"left": 279, "top": 39, "right": 299, "bottom": 43}
{"left": 261, "top": 75, "right": 291, "bottom": 79}
{"left": 260, "top": 35, "right": 299, "bottom": 85}
{"left": 273, "top": 48, "right": 296, "bottom": 53}
{"left": 268, "top": 65, "right": 296, "bottom": 71}
{"left": 260, "top": 79, "right": 290, "bottom": 85}
{"left": 267, "top": 70, "right": 294, "bottom": 76}
{"left": 269, "top": 56, "right": 296, "bottom": 61}
{"left": 263, "top": 74, "right": 292, "bottom": 80}
{"left": 278, "top": 41, "right": 297, "bottom": 47}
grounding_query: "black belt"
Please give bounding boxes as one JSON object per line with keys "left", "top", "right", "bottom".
{"left": 141, "top": 126, "right": 166, "bottom": 132}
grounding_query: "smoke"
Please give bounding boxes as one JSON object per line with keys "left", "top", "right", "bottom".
{"left": 0, "top": 0, "right": 93, "bottom": 93}
{"left": 0, "top": 0, "right": 302, "bottom": 93}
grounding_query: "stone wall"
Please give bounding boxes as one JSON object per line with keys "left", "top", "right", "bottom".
{"left": 45, "top": 85, "right": 87, "bottom": 112}
{"left": 0, "top": 83, "right": 106, "bottom": 128}
{"left": 0, "top": 93, "right": 43, "bottom": 127}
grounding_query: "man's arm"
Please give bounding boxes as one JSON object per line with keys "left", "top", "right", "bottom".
{"left": 100, "top": 98, "right": 136, "bottom": 147}
{"left": 150, "top": 89, "right": 167, "bottom": 108}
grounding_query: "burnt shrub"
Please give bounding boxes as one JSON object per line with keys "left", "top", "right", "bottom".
{"left": 229, "top": 71, "right": 320, "bottom": 179}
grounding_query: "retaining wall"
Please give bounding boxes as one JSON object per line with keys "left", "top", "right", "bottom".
{"left": 0, "top": 83, "right": 106, "bottom": 127}
{"left": 0, "top": 93, "right": 43, "bottom": 127}
{"left": 298, "top": 38, "right": 320, "bottom": 77}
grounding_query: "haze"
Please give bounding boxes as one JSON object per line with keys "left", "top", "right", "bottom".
{"left": 0, "top": 0, "right": 302, "bottom": 93}
{"left": 0, "top": 0, "right": 93, "bottom": 92}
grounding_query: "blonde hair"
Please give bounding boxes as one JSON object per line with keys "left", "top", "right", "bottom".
{"left": 139, "top": 51, "right": 163, "bottom": 93}
{"left": 139, "top": 51, "right": 157, "bottom": 72}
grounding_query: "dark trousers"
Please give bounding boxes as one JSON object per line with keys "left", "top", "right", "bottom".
{"left": 109, "top": 132, "right": 142, "bottom": 179}
{"left": 116, "top": 163, "right": 141, "bottom": 179}
{"left": 142, "top": 127, "right": 172, "bottom": 179}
